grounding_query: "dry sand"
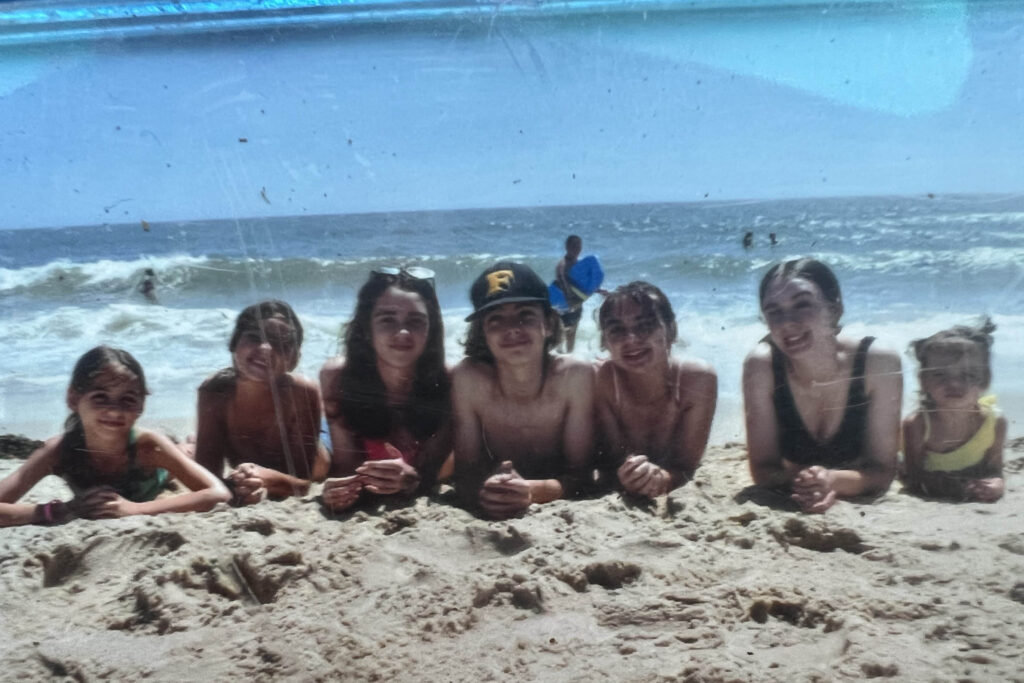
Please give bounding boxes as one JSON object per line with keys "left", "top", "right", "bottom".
{"left": 1, "top": 440, "right": 1022, "bottom": 682}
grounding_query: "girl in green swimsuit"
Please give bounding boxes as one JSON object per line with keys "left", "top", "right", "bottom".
{"left": 0, "top": 346, "right": 230, "bottom": 527}
{"left": 902, "top": 319, "right": 1006, "bottom": 502}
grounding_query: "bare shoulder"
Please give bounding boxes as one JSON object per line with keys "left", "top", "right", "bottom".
{"left": 594, "top": 359, "right": 615, "bottom": 395}
{"left": 31, "top": 435, "right": 63, "bottom": 463}
{"left": 549, "top": 355, "right": 595, "bottom": 388}
{"left": 199, "top": 367, "right": 237, "bottom": 396}
{"left": 861, "top": 340, "right": 902, "bottom": 394}
{"left": 902, "top": 410, "right": 924, "bottom": 435}
{"left": 994, "top": 413, "right": 1008, "bottom": 435}
{"left": 452, "top": 358, "right": 496, "bottom": 395}
{"left": 284, "top": 372, "right": 319, "bottom": 396}
{"left": 136, "top": 427, "right": 182, "bottom": 449}
{"left": 863, "top": 338, "right": 901, "bottom": 370}
{"left": 742, "top": 342, "right": 773, "bottom": 376}
{"left": 320, "top": 356, "right": 345, "bottom": 385}
{"left": 676, "top": 356, "right": 717, "bottom": 383}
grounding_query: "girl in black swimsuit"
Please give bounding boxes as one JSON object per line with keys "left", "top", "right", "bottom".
{"left": 742, "top": 258, "right": 903, "bottom": 513}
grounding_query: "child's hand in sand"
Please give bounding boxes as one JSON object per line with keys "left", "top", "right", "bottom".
{"left": 790, "top": 466, "right": 837, "bottom": 513}
{"left": 618, "top": 454, "right": 671, "bottom": 498}
{"left": 227, "top": 463, "right": 267, "bottom": 506}
{"left": 322, "top": 475, "right": 363, "bottom": 511}
{"left": 355, "top": 443, "right": 420, "bottom": 496}
{"left": 964, "top": 477, "right": 1004, "bottom": 503}
{"left": 480, "top": 460, "right": 532, "bottom": 520}
{"left": 71, "top": 486, "right": 138, "bottom": 519}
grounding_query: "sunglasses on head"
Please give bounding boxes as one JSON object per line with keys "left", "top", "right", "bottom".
{"left": 371, "top": 266, "right": 436, "bottom": 289}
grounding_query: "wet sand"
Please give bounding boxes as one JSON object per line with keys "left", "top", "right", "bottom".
{"left": 1, "top": 440, "right": 1022, "bottom": 682}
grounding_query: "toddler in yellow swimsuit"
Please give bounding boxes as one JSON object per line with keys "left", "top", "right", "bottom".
{"left": 901, "top": 318, "right": 1006, "bottom": 502}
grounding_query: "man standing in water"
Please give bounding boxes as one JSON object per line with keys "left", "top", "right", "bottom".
{"left": 453, "top": 262, "right": 595, "bottom": 519}
{"left": 555, "top": 235, "right": 587, "bottom": 353}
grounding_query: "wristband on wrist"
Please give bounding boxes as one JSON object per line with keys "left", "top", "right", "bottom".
{"left": 35, "top": 499, "right": 67, "bottom": 525}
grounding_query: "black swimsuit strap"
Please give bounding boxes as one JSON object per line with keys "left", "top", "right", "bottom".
{"left": 772, "top": 336, "right": 875, "bottom": 467}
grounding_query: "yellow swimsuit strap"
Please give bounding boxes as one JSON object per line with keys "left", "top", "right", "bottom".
{"left": 922, "top": 395, "right": 998, "bottom": 473}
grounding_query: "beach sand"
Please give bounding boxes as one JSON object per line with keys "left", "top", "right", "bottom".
{"left": 1, "top": 440, "right": 1022, "bottom": 682}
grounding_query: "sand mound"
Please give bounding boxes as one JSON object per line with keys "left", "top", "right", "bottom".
{"left": 1, "top": 443, "right": 1022, "bottom": 681}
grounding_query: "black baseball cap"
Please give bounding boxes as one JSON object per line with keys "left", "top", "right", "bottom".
{"left": 466, "top": 261, "right": 550, "bottom": 321}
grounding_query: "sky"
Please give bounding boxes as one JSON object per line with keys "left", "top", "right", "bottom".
{"left": 1, "top": 0, "right": 1023, "bottom": 230}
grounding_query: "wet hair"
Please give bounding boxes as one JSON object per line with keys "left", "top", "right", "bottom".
{"left": 759, "top": 257, "right": 844, "bottom": 329}
{"left": 597, "top": 281, "right": 678, "bottom": 348}
{"left": 229, "top": 299, "right": 304, "bottom": 371}
{"left": 911, "top": 317, "right": 996, "bottom": 407}
{"left": 463, "top": 301, "right": 563, "bottom": 365}
{"left": 62, "top": 346, "right": 147, "bottom": 460}
{"left": 566, "top": 235, "right": 582, "bottom": 250}
{"left": 333, "top": 272, "right": 449, "bottom": 440}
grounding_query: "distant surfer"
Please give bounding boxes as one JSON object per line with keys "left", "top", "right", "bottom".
{"left": 743, "top": 231, "right": 754, "bottom": 249}
{"left": 553, "top": 235, "right": 605, "bottom": 354}
{"left": 138, "top": 268, "right": 158, "bottom": 304}
{"left": 769, "top": 232, "right": 778, "bottom": 247}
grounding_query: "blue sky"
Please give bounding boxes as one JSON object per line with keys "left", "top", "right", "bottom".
{"left": 1, "top": 0, "right": 1022, "bottom": 230}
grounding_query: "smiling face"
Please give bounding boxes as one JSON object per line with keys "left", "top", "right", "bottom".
{"left": 482, "top": 302, "right": 551, "bottom": 364}
{"left": 920, "top": 344, "right": 986, "bottom": 411}
{"left": 760, "top": 276, "right": 839, "bottom": 356}
{"left": 232, "top": 315, "right": 299, "bottom": 382}
{"left": 601, "top": 296, "right": 671, "bottom": 373}
{"left": 370, "top": 286, "right": 430, "bottom": 372}
{"left": 67, "top": 364, "right": 145, "bottom": 438}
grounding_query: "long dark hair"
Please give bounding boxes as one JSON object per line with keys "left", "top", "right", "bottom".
{"left": 334, "top": 272, "right": 449, "bottom": 440}
{"left": 62, "top": 346, "right": 148, "bottom": 460}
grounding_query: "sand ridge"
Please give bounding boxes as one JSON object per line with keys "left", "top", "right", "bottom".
{"left": 0, "top": 442, "right": 1022, "bottom": 682}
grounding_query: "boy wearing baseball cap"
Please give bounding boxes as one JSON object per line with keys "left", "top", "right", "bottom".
{"left": 452, "top": 262, "right": 596, "bottom": 519}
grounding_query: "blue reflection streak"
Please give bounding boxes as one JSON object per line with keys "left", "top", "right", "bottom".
{"left": 0, "top": 0, "right": 952, "bottom": 45}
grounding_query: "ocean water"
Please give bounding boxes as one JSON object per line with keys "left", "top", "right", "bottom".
{"left": 2, "top": 194, "right": 1023, "bottom": 443}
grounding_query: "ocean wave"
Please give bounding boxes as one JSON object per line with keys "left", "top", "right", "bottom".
{"left": 4, "top": 245, "right": 1023, "bottom": 307}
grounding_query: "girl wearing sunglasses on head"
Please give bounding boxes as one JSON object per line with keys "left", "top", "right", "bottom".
{"left": 320, "top": 267, "right": 452, "bottom": 512}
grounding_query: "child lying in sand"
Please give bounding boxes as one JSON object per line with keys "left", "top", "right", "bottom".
{"left": 193, "top": 300, "right": 329, "bottom": 505}
{"left": 320, "top": 268, "right": 452, "bottom": 512}
{"left": 902, "top": 319, "right": 1006, "bottom": 502}
{"left": 594, "top": 282, "right": 717, "bottom": 497}
{"left": 452, "top": 262, "right": 595, "bottom": 519}
{"left": 0, "top": 346, "right": 229, "bottom": 526}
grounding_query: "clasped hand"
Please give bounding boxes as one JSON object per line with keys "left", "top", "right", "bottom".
{"left": 322, "top": 443, "right": 420, "bottom": 512}
{"left": 70, "top": 486, "right": 137, "bottom": 519}
{"left": 226, "top": 462, "right": 268, "bottom": 506}
{"left": 618, "top": 454, "right": 671, "bottom": 498}
{"left": 479, "top": 460, "right": 532, "bottom": 520}
{"left": 790, "top": 466, "right": 837, "bottom": 513}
